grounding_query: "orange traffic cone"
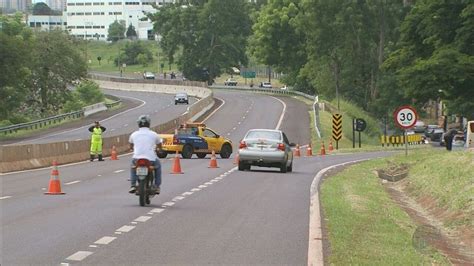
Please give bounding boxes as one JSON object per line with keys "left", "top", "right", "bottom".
{"left": 294, "top": 144, "right": 301, "bottom": 157}
{"left": 328, "top": 140, "right": 334, "bottom": 152}
{"left": 209, "top": 150, "right": 219, "bottom": 168}
{"left": 306, "top": 144, "right": 313, "bottom": 157}
{"left": 233, "top": 153, "right": 240, "bottom": 165}
{"left": 320, "top": 141, "right": 326, "bottom": 156}
{"left": 44, "top": 160, "right": 65, "bottom": 195}
{"left": 170, "top": 151, "right": 183, "bottom": 174}
{"left": 111, "top": 145, "right": 118, "bottom": 160}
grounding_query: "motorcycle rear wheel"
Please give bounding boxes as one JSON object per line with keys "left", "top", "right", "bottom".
{"left": 139, "top": 181, "right": 146, "bottom": 206}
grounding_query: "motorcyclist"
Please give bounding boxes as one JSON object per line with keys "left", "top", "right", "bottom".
{"left": 128, "top": 115, "right": 162, "bottom": 194}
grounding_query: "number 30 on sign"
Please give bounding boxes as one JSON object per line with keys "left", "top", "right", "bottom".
{"left": 393, "top": 105, "right": 418, "bottom": 129}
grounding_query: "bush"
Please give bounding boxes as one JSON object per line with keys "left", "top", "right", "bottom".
{"left": 75, "top": 80, "right": 105, "bottom": 105}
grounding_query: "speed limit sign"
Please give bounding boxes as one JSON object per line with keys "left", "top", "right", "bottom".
{"left": 394, "top": 105, "right": 417, "bottom": 129}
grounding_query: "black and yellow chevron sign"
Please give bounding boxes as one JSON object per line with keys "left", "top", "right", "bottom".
{"left": 332, "top": 113, "right": 343, "bottom": 141}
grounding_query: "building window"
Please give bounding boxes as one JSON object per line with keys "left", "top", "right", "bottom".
{"left": 85, "top": 12, "right": 92, "bottom": 15}
{"left": 67, "top": 3, "right": 75, "bottom": 6}
{"left": 77, "top": 26, "right": 85, "bottom": 29}
{"left": 76, "top": 2, "right": 84, "bottom": 6}
{"left": 85, "top": 2, "right": 91, "bottom": 5}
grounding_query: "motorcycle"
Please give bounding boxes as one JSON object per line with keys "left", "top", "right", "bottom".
{"left": 132, "top": 158, "right": 157, "bottom": 206}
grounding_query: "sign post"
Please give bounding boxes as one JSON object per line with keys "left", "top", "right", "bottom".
{"left": 332, "top": 114, "right": 343, "bottom": 149}
{"left": 393, "top": 105, "right": 418, "bottom": 156}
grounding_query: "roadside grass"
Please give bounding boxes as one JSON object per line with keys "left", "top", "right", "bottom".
{"left": 85, "top": 40, "right": 177, "bottom": 74}
{"left": 320, "top": 157, "right": 451, "bottom": 265}
{"left": 388, "top": 149, "right": 474, "bottom": 227}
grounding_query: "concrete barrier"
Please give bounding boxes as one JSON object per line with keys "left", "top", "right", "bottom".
{"left": 0, "top": 79, "right": 212, "bottom": 173}
{"left": 83, "top": 102, "right": 108, "bottom": 117}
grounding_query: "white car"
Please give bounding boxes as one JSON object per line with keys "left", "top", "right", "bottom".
{"left": 238, "top": 129, "right": 295, "bottom": 173}
{"left": 143, "top": 72, "right": 155, "bottom": 79}
{"left": 260, "top": 82, "right": 272, "bottom": 89}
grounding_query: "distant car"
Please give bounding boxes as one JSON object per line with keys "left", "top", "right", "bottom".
{"left": 224, "top": 78, "right": 238, "bottom": 86}
{"left": 280, "top": 85, "right": 288, "bottom": 90}
{"left": 143, "top": 72, "right": 155, "bottom": 79}
{"left": 413, "top": 121, "right": 425, "bottom": 133}
{"left": 430, "top": 128, "right": 444, "bottom": 142}
{"left": 238, "top": 129, "right": 294, "bottom": 173}
{"left": 452, "top": 134, "right": 466, "bottom": 149}
{"left": 259, "top": 82, "right": 272, "bottom": 89}
{"left": 175, "top": 92, "right": 189, "bottom": 105}
{"left": 424, "top": 125, "right": 440, "bottom": 138}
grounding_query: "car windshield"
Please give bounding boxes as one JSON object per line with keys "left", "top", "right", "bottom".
{"left": 176, "top": 93, "right": 187, "bottom": 97}
{"left": 245, "top": 130, "right": 281, "bottom": 140}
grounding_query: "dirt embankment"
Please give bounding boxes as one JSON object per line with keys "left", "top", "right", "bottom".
{"left": 384, "top": 178, "right": 473, "bottom": 265}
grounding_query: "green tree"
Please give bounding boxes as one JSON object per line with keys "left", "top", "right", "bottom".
{"left": 108, "top": 20, "right": 126, "bottom": 42}
{"left": 384, "top": 0, "right": 474, "bottom": 118}
{"left": 115, "top": 41, "right": 153, "bottom": 66}
{"left": 32, "top": 2, "right": 53, "bottom": 15}
{"left": 0, "top": 13, "right": 32, "bottom": 121}
{"left": 126, "top": 24, "right": 137, "bottom": 39}
{"left": 149, "top": 0, "right": 252, "bottom": 83}
{"left": 29, "top": 30, "right": 87, "bottom": 115}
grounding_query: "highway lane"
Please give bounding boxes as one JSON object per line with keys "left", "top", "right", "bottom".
{"left": 1, "top": 90, "right": 392, "bottom": 265}
{"left": 9, "top": 89, "right": 196, "bottom": 145}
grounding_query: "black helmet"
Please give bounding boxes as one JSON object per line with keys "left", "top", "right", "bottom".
{"left": 137, "top": 115, "right": 150, "bottom": 128}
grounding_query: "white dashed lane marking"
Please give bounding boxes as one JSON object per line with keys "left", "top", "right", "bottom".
{"left": 162, "top": 202, "right": 175, "bottom": 207}
{"left": 134, "top": 216, "right": 152, "bottom": 222}
{"left": 116, "top": 225, "right": 135, "bottom": 233}
{"left": 89, "top": 245, "right": 98, "bottom": 248}
{"left": 66, "top": 251, "right": 93, "bottom": 261}
{"left": 182, "top": 192, "right": 193, "bottom": 196}
{"left": 65, "top": 180, "right": 81, "bottom": 185}
{"left": 0, "top": 196, "right": 12, "bottom": 200}
{"left": 114, "top": 169, "right": 125, "bottom": 173}
{"left": 94, "top": 236, "right": 117, "bottom": 245}
{"left": 150, "top": 208, "right": 164, "bottom": 213}
{"left": 191, "top": 188, "right": 201, "bottom": 192}
{"left": 198, "top": 185, "right": 207, "bottom": 188}
{"left": 172, "top": 196, "right": 185, "bottom": 201}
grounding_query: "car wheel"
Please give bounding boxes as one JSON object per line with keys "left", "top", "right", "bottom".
{"left": 280, "top": 162, "right": 288, "bottom": 173}
{"left": 238, "top": 161, "right": 248, "bottom": 171}
{"left": 157, "top": 151, "right": 167, "bottom": 159}
{"left": 175, "top": 102, "right": 177, "bottom": 105}
{"left": 186, "top": 101, "right": 189, "bottom": 104}
{"left": 288, "top": 161, "right": 293, "bottom": 172}
{"left": 196, "top": 153, "right": 207, "bottom": 159}
{"left": 181, "top": 144, "right": 193, "bottom": 159}
{"left": 220, "top": 143, "right": 232, "bottom": 159}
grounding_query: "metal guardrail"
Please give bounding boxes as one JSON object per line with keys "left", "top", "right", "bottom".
{"left": 0, "top": 111, "right": 84, "bottom": 135}
{"left": 210, "top": 85, "right": 316, "bottom": 100}
{"left": 0, "top": 98, "right": 122, "bottom": 136}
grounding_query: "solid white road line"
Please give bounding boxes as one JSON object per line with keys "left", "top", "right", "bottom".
{"left": 94, "top": 236, "right": 117, "bottom": 245}
{"left": 116, "top": 225, "right": 135, "bottom": 233}
{"left": 308, "top": 159, "right": 370, "bottom": 266}
{"left": 66, "top": 251, "right": 93, "bottom": 261}
{"left": 271, "top": 96, "right": 287, "bottom": 130}
{"left": 0, "top": 196, "right": 12, "bottom": 200}
{"left": 201, "top": 97, "right": 226, "bottom": 123}
{"left": 134, "top": 216, "right": 152, "bottom": 222}
{"left": 65, "top": 180, "right": 81, "bottom": 185}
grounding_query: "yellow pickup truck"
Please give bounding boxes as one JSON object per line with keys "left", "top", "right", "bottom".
{"left": 157, "top": 122, "right": 233, "bottom": 159}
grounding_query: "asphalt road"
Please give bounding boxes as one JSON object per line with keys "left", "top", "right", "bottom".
{"left": 6, "top": 89, "right": 196, "bottom": 145}
{"left": 1, "top": 89, "right": 391, "bottom": 265}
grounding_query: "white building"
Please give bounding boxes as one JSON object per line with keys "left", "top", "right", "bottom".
{"left": 27, "top": 14, "right": 67, "bottom": 31}
{"left": 66, "top": 0, "right": 175, "bottom": 41}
